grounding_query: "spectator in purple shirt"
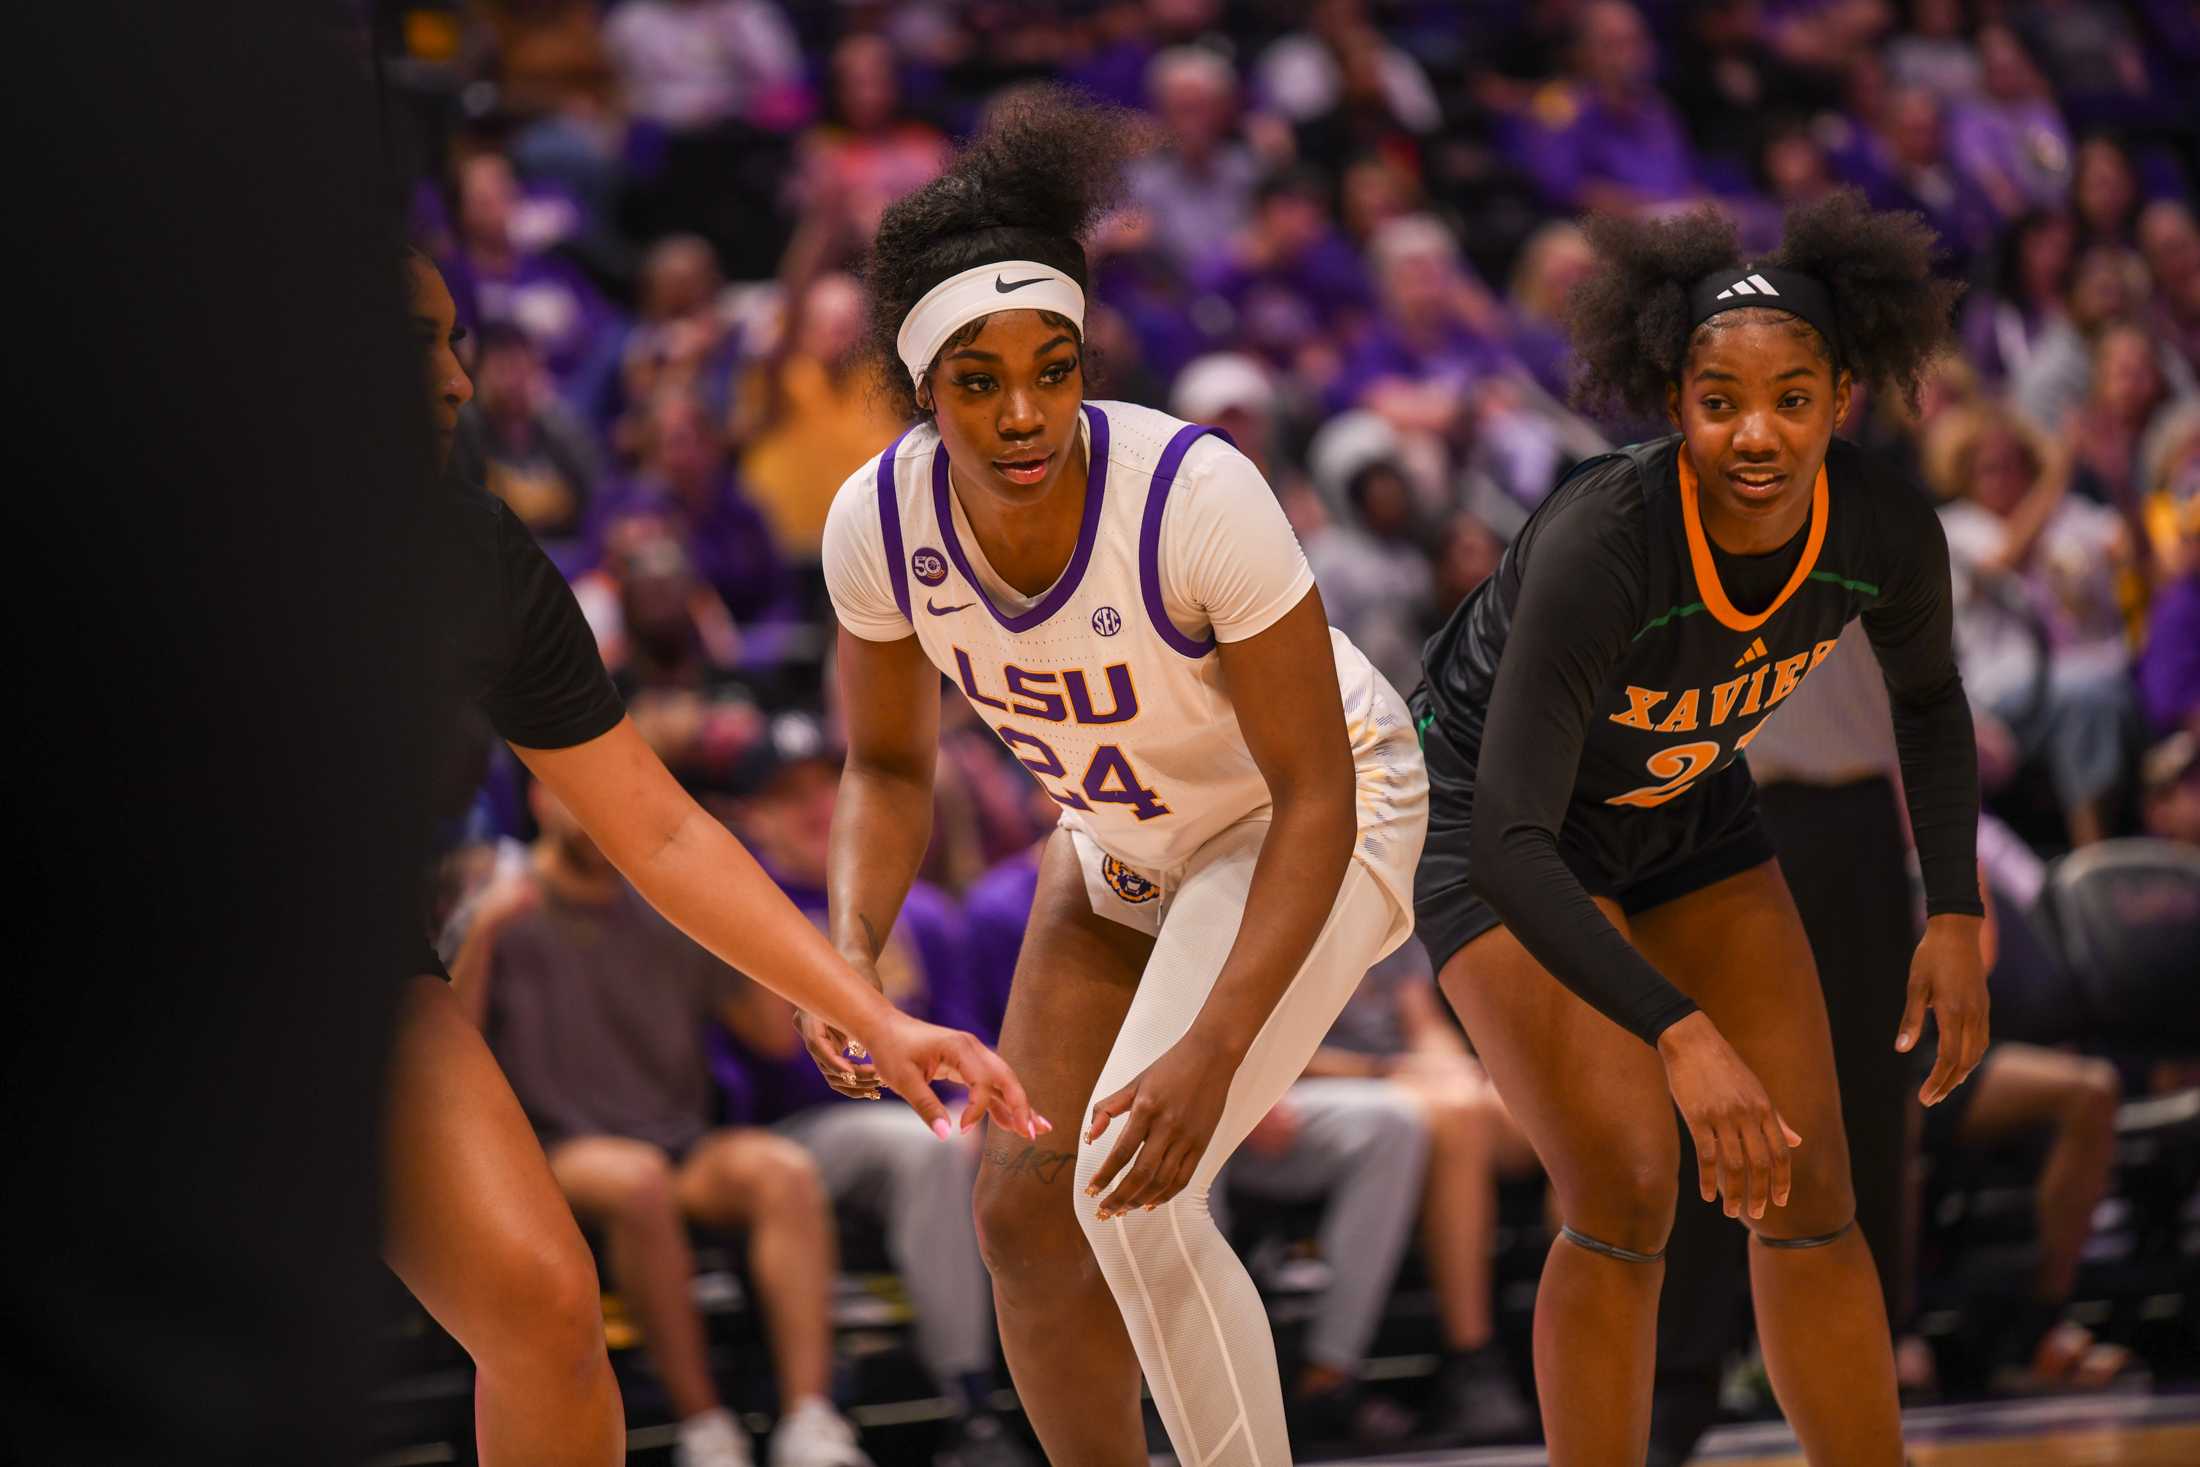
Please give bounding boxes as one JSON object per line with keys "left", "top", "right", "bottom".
{"left": 2137, "top": 411, "right": 2200, "bottom": 733}
{"left": 2138, "top": 200, "right": 2200, "bottom": 375}
{"left": 440, "top": 151, "right": 622, "bottom": 402}
{"left": 1193, "top": 167, "right": 1376, "bottom": 384}
{"left": 1325, "top": 214, "right": 1514, "bottom": 424}
{"left": 1504, "top": 0, "right": 1703, "bottom": 215}
{"left": 1503, "top": 221, "right": 1595, "bottom": 402}
{"left": 451, "top": 320, "right": 603, "bottom": 546}
{"left": 707, "top": 713, "right": 1032, "bottom": 1467}
{"left": 1125, "top": 47, "right": 1265, "bottom": 275}
{"left": 961, "top": 843, "right": 1041, "bottom": 1050}
{"left": 1839, "top": 85, "right": 2002, "bottom": 267}
{"left": 599, "top": 390, "right": 793, "bottom": 635}
{"left": 1947, "top": 24, "right": 2074, "bottom": 220}
{"left": 1961, "top": 208, "right": 2078, "bottom": 384}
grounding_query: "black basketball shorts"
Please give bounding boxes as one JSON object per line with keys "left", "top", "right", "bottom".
{"left": 1410, "top": 696, "right": 1778, "bottom": 977}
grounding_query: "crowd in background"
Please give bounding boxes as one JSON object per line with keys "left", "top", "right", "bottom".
{"left": 384, "top": 0, "right": 2199, "bottom": 1457}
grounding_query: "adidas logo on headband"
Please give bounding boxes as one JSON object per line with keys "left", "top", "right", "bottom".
{"left": 1715, "top": 273, "right": 1780, "bottom": 300}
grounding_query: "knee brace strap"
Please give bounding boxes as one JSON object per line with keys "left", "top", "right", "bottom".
{"left": 1559, "top": 1225, "right": 1665, "bottom": 1264}
{"left": 1755, "top": 1218, "right": 1854, "bottom": 1250}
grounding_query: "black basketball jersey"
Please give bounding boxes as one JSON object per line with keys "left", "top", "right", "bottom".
{"left": 1417, "top": 434, "right": 1980, "bottom": 1042}
{"left": 1427, "top": 435, "right": 1911, "bottom": 807}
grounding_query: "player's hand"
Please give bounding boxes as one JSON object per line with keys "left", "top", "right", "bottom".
{"left": 1658, "top": 1012, "right": 1802, "bottom": 1221}
{"left": 794, "top": 957, "right": 883, "bottom": 1099}
{"left": 1084, "top": 1034, "right": 1232, "bottom": 1220}
{"left": 795, "top": 1007, "right": 881, "bottom": 1100}
{"left": 1899, "top": 914, "right": 1990, "bottom": 1106}
{"left": 863, "top": 1011, "right": 1050, "bottom": 1143}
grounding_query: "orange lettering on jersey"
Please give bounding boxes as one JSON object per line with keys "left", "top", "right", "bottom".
{"left": 1609, "top": 685, "right": 1669, "bottom": 730}
{"left": 1064, "top": 664, "right": 1139, "bottom": 724}
{"left": 1805, "top": 637, "right": 1840, "bottom": 675}
{"left": 1765, "top": 651, "right": 1813, "bottom": 709}
{"left": 952, "top": 647, "right": 1010, "bottom": 712}
{"left": 1739, "top": 661, "right": 1773, "bottom": 717}
{"left": 1004, "top": 666, "right": 1069, "bottom": 722}
{"left": 1709, "top": 674, "right": 1750, "bottom": 726}
{"left": 1654, "top": 688, "right": 1702, "bottom": 733}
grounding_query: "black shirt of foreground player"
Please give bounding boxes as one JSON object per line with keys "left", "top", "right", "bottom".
{"left": 432, "top": 473, "right": 626, "bottom": 752}
{"left": 1416, "top": 435, "right": 1980, "bottom": 1042}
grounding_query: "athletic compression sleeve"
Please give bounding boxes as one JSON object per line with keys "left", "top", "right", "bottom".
{"left": 1468, "top": 492, "right": 1703, "bottom": 1044}
{"left": 1862, "top": 480, "right": 1983, "bottom": 917}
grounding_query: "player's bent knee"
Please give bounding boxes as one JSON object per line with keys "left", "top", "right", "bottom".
{"left": 973, "top": 1176, "right": 1089, "bottom": 1286}
{"left": 1556, "top": 1161, "right": 1677, "bottom": 1258}
{"left": 474, "top": 1227, "right": 607, "bottom": 1374}
{"left": 1758, "top": 1151, "right": 1855, "bottom": 1239}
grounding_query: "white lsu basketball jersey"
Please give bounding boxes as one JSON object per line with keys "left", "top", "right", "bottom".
{"left": 826, "top": 400, "right": 1425, "bottom": 921}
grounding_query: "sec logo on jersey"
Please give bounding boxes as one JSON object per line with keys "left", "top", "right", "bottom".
{"left": 911, "top": 547, "right": 948, "bottom": 586}
{"left": 1091, "top": 605, "right": 1122, "bottom": 636}
{"left": 1100, "top": 854, "right": 1162, "bottom": 905}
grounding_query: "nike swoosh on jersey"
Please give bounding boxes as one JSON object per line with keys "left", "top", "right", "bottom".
{"left": 926, "top": 598, "right": 974, "bottom": 615}
{"left": 994, "top": 275, "right": 1048, "bottom": 292}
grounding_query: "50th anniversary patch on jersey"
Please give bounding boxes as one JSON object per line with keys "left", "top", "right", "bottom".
{"left": 1100, "top": 854, "right": 1162, "bottom": 905}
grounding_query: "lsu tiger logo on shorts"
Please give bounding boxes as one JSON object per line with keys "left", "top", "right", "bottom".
{"left": 1100, "top": 854, "right": 1162, "bottom": 905}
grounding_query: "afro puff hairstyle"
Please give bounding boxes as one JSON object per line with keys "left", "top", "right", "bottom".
{"left": 863, "top": 86, "right": 1148, "bottom": 420}
{"left": 1565, "top": 189, "right": 1964, "bottom": 422}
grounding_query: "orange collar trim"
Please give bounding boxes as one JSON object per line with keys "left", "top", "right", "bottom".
{"left": 1677, "top": 445, "right": 1829, "bottom": 633}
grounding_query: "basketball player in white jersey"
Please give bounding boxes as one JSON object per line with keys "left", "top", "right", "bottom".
{"left": 797, "top": 92, "right": 1428, "bottom": 1466}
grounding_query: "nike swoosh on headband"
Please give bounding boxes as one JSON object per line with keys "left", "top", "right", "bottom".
{"left": 994, "top": 275, "right": 1049, "bottom": 292}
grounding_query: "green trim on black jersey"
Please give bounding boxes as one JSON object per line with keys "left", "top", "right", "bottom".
{"left": 1631, "top": 569, "right": 1876, "bottom": 642}
{"left": 1806, "top": 569, "right": 1880, "bottom": 596}
{"left": 1631, "top": 601, "right": 1708, "bottom": 640}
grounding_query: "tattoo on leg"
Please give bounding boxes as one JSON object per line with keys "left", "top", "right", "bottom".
{"left": 985, "top": 1142, "right": 1075, "bottom": 1184}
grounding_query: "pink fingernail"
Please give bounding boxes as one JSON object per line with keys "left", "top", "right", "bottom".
{"left": 1037, "top": 1117, "right": 1054, "bottom": 1134}
{"left": 931, "top": 1118, "right": 952, "bottom": 1141}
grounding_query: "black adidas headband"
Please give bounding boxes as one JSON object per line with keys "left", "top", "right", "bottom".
{"left": 1687, "top": 266, "right": 1841, "bottom": 368}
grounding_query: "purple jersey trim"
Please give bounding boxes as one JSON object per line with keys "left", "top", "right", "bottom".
{"left": 876, "top": 426, "right": 919, "bottom": 624}
{"left": 933, "top": 404, "right": 1111, "bottom": 633}
{"left": 1140, "top": 423, "right": 1235, "bottom": 659}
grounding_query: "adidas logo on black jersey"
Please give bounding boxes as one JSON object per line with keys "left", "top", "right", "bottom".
{"left": 1732, "top": 636, "right": 1770, "bottom": 669}
{"left": 1715, "top": 274, "right": 1780, "bottom": 300}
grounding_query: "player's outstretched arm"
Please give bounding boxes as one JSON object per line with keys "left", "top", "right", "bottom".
{"left": 513, "top": 717, "right": 1044, "bottom": 1139}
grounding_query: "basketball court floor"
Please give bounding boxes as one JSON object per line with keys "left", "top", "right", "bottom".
{"left": 1264, "top": 1390, "right": 2200, "bottom": 1467}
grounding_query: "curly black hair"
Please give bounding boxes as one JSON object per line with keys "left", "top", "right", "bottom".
{"left": 1565, "top": 189, "right": 1964, "bottom": 421}
{"left": 863, "top": 86, "right": 1147, "bottom": 420}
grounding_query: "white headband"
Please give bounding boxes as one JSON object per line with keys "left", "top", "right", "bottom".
{"left": 894, "top": 261, "right": 1087, "bottom": 389}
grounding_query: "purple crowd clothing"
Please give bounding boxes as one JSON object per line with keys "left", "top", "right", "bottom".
{"left": 2138, "top": 571, "right": 2200, "bottom": 734}
{"left": 1833, "top": 135, "right": 2003, "bottom": 267}
{"left": 1503, "top": 85, "right": 1700, "bottom": 211}
{"left": 1126, "top": 145, "right": 1264, "bottom": 275}
{"left": 1946, "top": 97, "right": 2073, "bottom": 216}
{"left": 438, "top": 248, "right": 622, "bottom": 393}
{"left": 961, "top": 846, "right": 1042, "bottom": 1049}
{"left": 596, "top": 471, "right": 794, "bottom": 629}
{"left": 1325, "top": 317, "right": 1520, "bottom": 417}
{"left": 1194, "top": 231, "right": 1377, "bottom": 355}
{"left": 708, "top": 875, "right": 970, "bottom": 1126}
{"left": 1096, "top": 256, "right": 1216, "bottom": 384}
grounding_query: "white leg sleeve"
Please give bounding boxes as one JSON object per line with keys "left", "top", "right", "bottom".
{"left": 1073, "top": 819, "right": 1407, "bottom": 1467}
